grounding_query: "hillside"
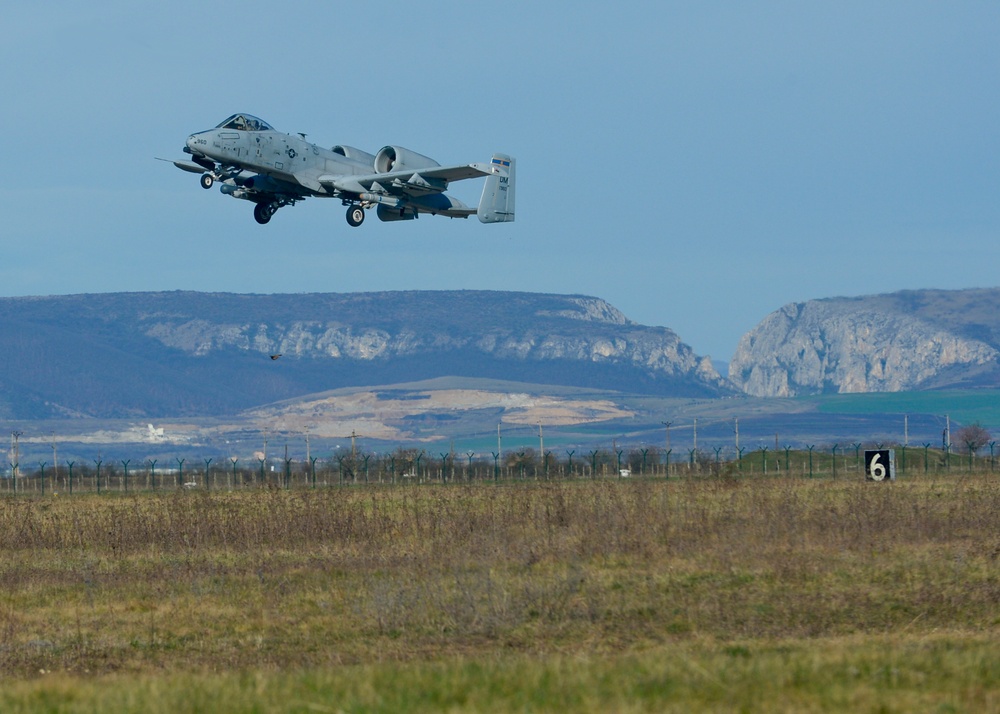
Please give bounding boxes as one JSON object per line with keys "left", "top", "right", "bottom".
{"left": 0, "top": 291, "right": 732, "bottom": 419}
{"left": 729, "top": 288, "right": 1000, "bottom": 397}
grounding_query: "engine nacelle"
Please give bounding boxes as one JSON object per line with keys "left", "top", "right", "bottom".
{"left": 331, "top": 145, "right": 377, "bottom": 166}
{"left": 377, "top": 204, "right": 418, "bottom": 222}
{"left": 374, "top": 146, "right": 440, "bottom": 174}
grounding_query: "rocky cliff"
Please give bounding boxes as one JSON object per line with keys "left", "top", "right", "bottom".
{"left": 0, "top": 291, "right": 732, "bottom": 418}
{"left": 729, "top": 288, "right": 1000, "bottom": 396}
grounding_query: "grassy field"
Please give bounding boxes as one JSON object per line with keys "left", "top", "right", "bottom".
{"left": 808, "top": 388, "right": 1000, "bottom": 427}
{"left": 0, "top": 473, "right": 997, "bottom": 711}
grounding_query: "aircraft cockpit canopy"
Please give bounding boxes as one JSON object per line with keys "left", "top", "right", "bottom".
{"left": 215, "top": 114, "right": 273, "bottom": 132}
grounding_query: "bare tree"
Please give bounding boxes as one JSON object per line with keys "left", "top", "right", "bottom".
{"left": 956, "top": 422, "right": 991, "bottom": 455}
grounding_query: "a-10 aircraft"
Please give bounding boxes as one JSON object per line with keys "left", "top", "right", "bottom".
{"left": 167, "top": 113, "right": 515, "bottom": 227}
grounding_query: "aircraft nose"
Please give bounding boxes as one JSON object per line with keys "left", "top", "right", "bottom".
{"left": 185, "top": 134, "right": 198, "bottom": 154}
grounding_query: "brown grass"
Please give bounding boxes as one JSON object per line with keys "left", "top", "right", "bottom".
{"left": 0, "top": 474, "right": 996, "bottom": 690}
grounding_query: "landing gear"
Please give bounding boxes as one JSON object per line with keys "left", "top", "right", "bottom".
{"left": 200, "top": 173, "right": 214, "bottom": 190}
{"left": 253, "top": 202, "right": 277, "bottom": 225}
{"left": 346, "top": 204, "right": 366, "bottom": 227}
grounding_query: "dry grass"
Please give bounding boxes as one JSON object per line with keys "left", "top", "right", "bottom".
{"left": 0, "top": 474, "right": 997, "bottom": 709}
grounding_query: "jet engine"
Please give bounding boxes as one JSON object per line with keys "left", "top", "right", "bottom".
{"left": 331, "top": 145, "right": 377, "bottom": 165}
{"left": 376, "top": 204, "right": 418, "bottom": 221}
{"left": 374, "top": 146, "right": 440, "bottom": 174}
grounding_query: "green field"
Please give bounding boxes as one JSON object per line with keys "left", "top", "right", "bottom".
{"left": 0, "top": 475, "right": 997, "bottom": 711}
{"left": 807, "top": 389, "right": 1000, "bottom": 427}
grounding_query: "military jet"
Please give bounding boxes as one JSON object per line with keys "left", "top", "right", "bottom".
{"left": 167, "top": 113, "right": 516, "bottom": 227}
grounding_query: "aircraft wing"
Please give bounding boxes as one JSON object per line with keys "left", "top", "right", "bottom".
{"left": 320, "top": 162, "right": 494, "bottom": 198}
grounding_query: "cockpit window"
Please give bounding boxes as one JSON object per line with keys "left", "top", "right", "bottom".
{"left": 215, "top": 114, "right": 273, "bottom": 132}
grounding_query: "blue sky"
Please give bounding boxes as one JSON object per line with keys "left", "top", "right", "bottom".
{"left": 2, "top": 2, "right": 998, "bottom": 362}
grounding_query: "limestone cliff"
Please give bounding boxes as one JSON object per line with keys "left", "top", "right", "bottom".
{"left": 729, "top": 288, "right": 1000, "bottom": 396}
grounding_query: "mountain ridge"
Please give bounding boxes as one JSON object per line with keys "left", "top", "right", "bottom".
{"left": 0, "top": 290, "right": 732, "bottom": 419}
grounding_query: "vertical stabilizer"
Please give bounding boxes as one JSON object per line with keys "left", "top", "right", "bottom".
{"left": 478, "top": 154, "right": 516, "bottom": 223}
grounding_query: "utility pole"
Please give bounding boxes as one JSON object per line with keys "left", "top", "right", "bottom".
{"left": 538, "top": 423, "right": 544, "bottom": 462}
{"left": 497, "top": 423, "right": 502, "bottom": 465}
{"left": 734, "top": 417, "right": 740, "bottom": 450}
{"left": 11, "top": 431, "right": 22, "bottom": 490}
{"left": 904, "top": 415, "right": 909, "bottom": 447}
{"left": 693, "top": 418, "right": 698, "bottom": 454}
{"left": 661, "top": 421, "right": 672, "bottom": 452}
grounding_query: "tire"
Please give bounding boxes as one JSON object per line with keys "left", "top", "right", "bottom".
{"left": 346, "top": 205, "right": 365, "bottom": 227}
{"left": 200, "top": 174, "right": 214, "bottom": 190}
{"left": 253, "top": 203, "right": 273, "bottom": 225}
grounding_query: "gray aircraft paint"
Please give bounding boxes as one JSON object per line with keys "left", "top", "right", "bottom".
{"left": 169, "top": 114, "right": 516, "bottom": 228}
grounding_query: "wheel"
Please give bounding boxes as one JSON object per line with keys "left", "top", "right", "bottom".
{"left": 253, "top": 203, "right": 273, "bottom": 225}
{"left": 200, "top": 174, "right": 214, "bottom": 190}
{"left": 346, "top": 205, "right": 365, "bottom": 227}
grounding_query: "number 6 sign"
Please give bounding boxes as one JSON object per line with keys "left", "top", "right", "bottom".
{"left": 865, "top": 450, "right": 896, "bottom": 481}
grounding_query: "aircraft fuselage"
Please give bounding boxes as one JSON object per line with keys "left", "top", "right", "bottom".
{"left": 186, "top": 128, "right": 367, "bottom": 195}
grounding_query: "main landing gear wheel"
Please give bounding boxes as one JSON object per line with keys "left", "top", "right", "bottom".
{"left": 346, "top": 205, "right": 365, "bottom": 227}
{"left": 200, "top": 174, "right": 214, "bottom": 190}
{"left": 253, "top": 202, "right": 276, "bottom": 225}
